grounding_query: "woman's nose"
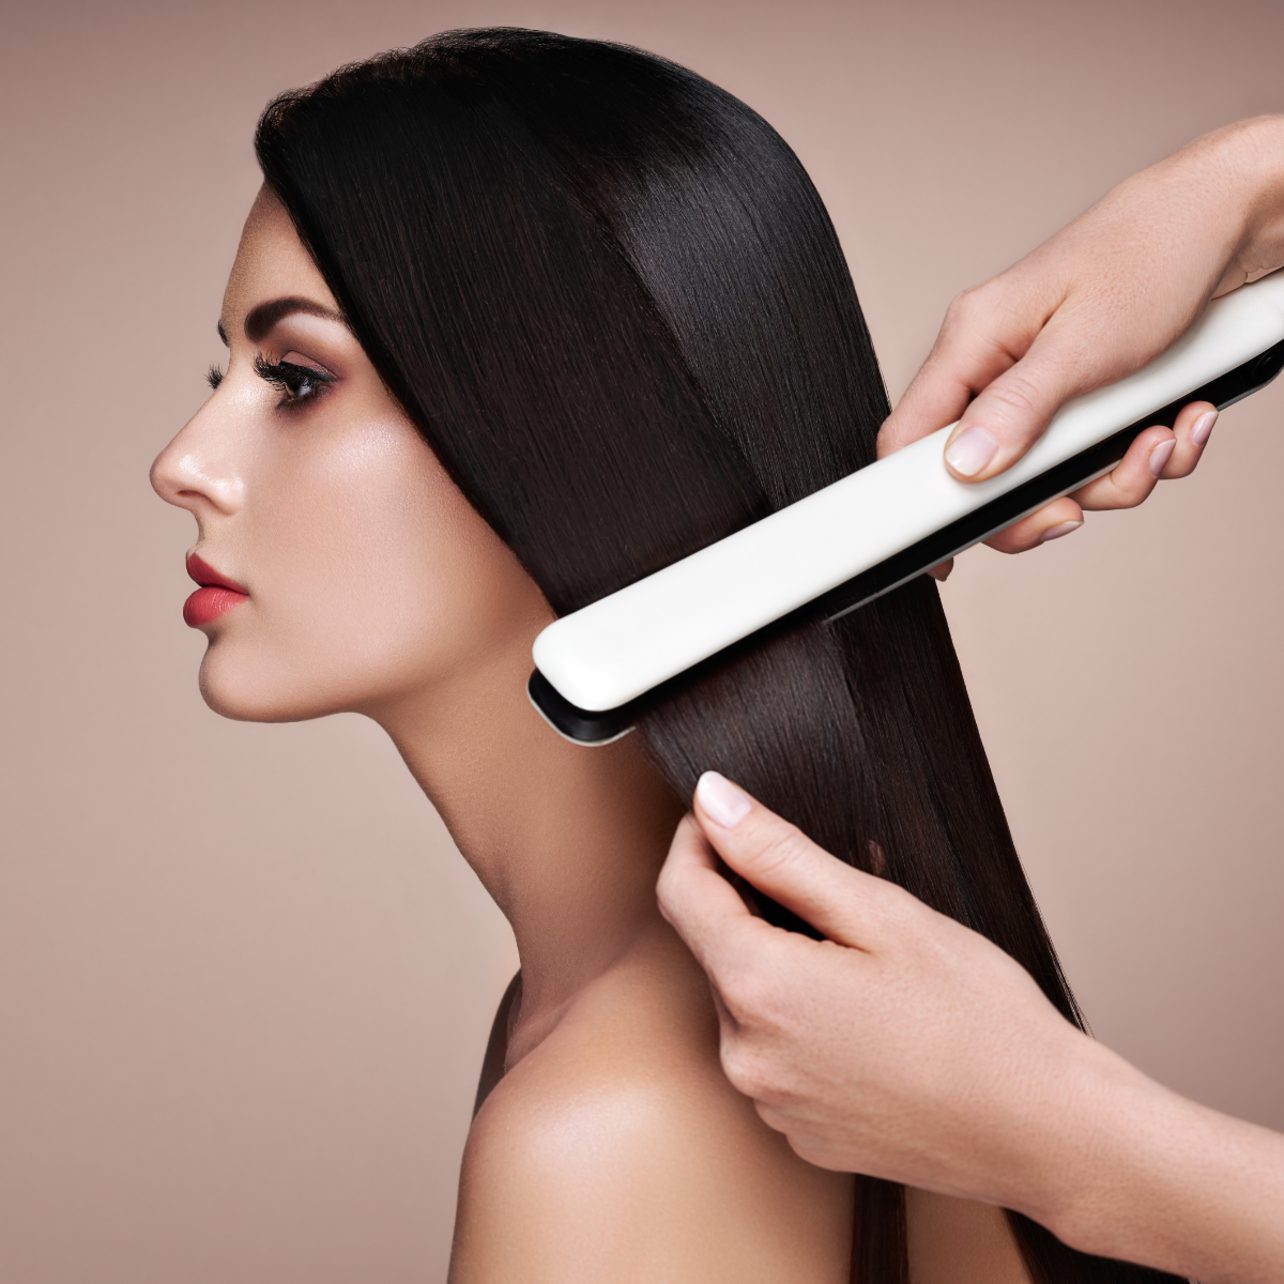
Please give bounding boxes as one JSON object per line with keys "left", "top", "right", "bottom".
{"left": 150, "top": 402, "right": 246, "bottom": 515}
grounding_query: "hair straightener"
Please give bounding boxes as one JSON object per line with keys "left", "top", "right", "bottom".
{"left": 529, "top": 271, "right": 1284, "bottom": 745}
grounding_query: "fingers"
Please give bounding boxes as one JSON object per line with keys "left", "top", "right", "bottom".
{"left": 941, "top": 317, "right": 1097, "bottom": 481}
{"left": 1162, "top": 403, "right": 1218, "bottom": 478}
{"left": 878, "top": 362, "right": 975, "bottom": 460}
{"left": 878, "top": 286, "right": 1030, "bottom": 459}
{"left": 983, "top": 496, "right": 1084, "bottom": 554}
{"left": 753, "top": 1103, "right": 851, "bottom": 1173}
{"left": 883, "top": 293, "right": 1214, "bottom": 490}
{"left": 689, "top": 772, "right": 890, "bottom": 949}
{"left": 879, "top": 270, "right": 1072, "bottom": 470}
{"left": 970, "top": 400, "right": 1217, "bottom": 551}
{"left": 1070, "top": 424, "right": 1174, "bottom": 511}
{"left": 1074, "top": 401, "right": 1216, "bottom": 509}
{"left": 656, "top": 812, "right": 777, "bottom": 981}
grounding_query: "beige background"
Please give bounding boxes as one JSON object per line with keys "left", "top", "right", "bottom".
{"left": 3, "top": 0, "right": 1282, "bottom": 1279}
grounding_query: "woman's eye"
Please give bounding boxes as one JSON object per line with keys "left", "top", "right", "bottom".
{"left": 253, "top": 353, "right": 336, "bottom": 407}
{"left": 279, "top": 366, "right": 320, "bottom": 400}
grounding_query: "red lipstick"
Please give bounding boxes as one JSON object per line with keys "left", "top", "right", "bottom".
{"left": 184, "top": 553, "right": 249, "bottom": 628}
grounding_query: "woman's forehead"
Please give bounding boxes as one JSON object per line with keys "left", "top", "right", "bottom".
{"left": 220, "top": 188, "right": 340, "bottom": 340}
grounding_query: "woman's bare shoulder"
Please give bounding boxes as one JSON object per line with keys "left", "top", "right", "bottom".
{"left": 449, "top": 943, "right": 853, "bottom": 1284}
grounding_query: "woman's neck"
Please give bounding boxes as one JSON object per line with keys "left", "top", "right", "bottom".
{"left": 369, "top": 623, "right": 686, "bottom": 1057}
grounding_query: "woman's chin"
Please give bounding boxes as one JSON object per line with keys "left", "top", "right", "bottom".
{"left": 196, "top": 651, "right": 344, "bottom": 724}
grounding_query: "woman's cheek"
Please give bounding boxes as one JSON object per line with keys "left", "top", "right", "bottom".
{"left": 194, "top": 408, "right": 546, "bottom": 721}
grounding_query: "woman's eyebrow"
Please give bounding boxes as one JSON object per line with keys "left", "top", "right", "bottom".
{"left": 242, "top": 296, "right": 347, "bottom": 343}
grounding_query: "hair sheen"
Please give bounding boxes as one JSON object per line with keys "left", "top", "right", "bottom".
{"left": 256, "top": 29, "right": 1183, "bottom": 1284}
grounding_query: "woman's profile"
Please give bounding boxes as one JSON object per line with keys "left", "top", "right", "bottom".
{"left": 151, "top": 28, "right": 1185, "bottom": 1283}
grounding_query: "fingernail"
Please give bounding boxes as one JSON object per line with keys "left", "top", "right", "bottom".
{"left": 1191, "top": 410, "right": 1218, "bottom": 448}
{"left": 696, "top": 771, "right": 753, "bottom": 828}
{"left": 1149, "top": 437, "right": 1177, "bottom": 477}
{"left": 943, "top": 425, "right": 999, "bottom": 477}
{"left": 1039, "top": 520, "right": 1083, "bottom": 544}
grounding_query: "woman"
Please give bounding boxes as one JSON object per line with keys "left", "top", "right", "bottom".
{"left": 151, "top": 28, "right": 1183, "bottom": 1282}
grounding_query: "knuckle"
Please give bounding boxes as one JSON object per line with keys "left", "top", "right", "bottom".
{"left": 721, "top": 954, "right": 796, "bottom": 1033}
{"left": 944, "top": 286, "right": 983, "bottom": 327}
{"left": 719, "top": 1040, "right": 768, "bottom": 1098}
{"left": 788, "top": 1138, "right": 827, "bottom": 1168}
{"left": 720, "top": 962, "right": 772, "bottom": 1022}
{"left": 784, "top": 1129, "right": 846, "bottom": 1170}
{"left": 654, "top": 858, "right": 680, "bottom": 912}
{"left": 723, "top": 1042, "right": 793, "bottom": 1106}
{"left": 1103, "top": 471, "right": 1151, "bottom": 510}
{"left": 982, "top": 370, "right": 1043, "bottom": 423}
{"left": 750, "top": 821, "right": 812, "bottom": 879}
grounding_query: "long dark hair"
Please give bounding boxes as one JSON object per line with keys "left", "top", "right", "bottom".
{"left": 255, "top": 29, "right": 1181, "bottom": 1283}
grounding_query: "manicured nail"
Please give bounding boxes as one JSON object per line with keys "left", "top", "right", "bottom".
{"left": 1191, "top": 410, "right": 1218, "bottom": 448}
{"left": 696, "top": 771, "right": 752, "bottom": 828}
{"left": 1039, "top": 520, "right": 1083, "bottom": 544}
{"left": 943, "top": 425, "right": 998, "bottom": 477}
{"left": 1149, "top": 438, "right": 1177, "bottom": 477}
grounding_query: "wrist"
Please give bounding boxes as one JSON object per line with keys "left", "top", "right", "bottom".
{"left": 1031, "top": 1040, "right": 1181, "bottom": 1257}
{"left": 1023, "top": 1038, "right": 1284, "bottom": 1282}
{"left": 1206, "top": 115, "right": 1284, "bottom": 285}
{"left": 994, "top": 1030, "right": 1148, "bottom": 1248}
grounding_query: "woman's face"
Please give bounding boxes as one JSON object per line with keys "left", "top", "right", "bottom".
{"left": 152, "top": 187, "right": 552, "bottom": 724}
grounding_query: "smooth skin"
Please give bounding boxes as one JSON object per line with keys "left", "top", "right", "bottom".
{"left": 659, "top": 115, "right": 1284, "bottom": 1283}
{"left": 152, "top": 187, "right": 1033, "bottom": 1281}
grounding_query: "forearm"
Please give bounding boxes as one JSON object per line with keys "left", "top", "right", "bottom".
{"left": 1039, "top": 114, "right": 1284, "bottom": 309}
{"left": 1033, "top": 1038, "right": 1284, "bottom": 1282}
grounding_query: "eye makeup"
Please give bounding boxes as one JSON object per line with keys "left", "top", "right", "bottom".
{"left": 253, "top": 352, "right": 337, "bottom": 408}
{"left": 204, "top": 349, "right": 338, "bottom": 407}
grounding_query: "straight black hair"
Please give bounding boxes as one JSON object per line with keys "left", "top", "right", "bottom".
{"left": 256, "top": 29, "right": 1185, "bottom": 1283}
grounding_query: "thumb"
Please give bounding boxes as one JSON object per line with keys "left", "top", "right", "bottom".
{"left": 692, "top": 772, "right": 886, "bottom": 949}
{"left": 942, "top": 321, "right": 1097, "bottom": 480}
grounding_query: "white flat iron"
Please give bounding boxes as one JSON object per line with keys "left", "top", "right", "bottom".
{"left": 530, "top": 271, "right": 1284, "bottom": 744}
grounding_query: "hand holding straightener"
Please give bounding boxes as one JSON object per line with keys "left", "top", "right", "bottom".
{"left": 882, "top": 114, "right": 1284, "bottom": 567}
{"left": 660, "top": 114, "right": 1284, "bottom": 1284}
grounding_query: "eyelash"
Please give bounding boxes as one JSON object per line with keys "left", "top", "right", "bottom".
{"left": 204, "top": 356, "right": 336, "bottom": 406}
{"left": 254, "top": 354, "right": 336, "bottom": 408}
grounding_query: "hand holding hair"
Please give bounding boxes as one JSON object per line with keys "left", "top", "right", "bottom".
{"left": 658, "top": 772, "right": 1284, "bottom": 1284}
{"left": 879, "top": 114, "right": 1284, "bottom": 571}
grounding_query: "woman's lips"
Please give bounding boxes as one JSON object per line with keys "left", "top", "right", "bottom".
{"left": 184, "top": 553, "right": 249, "bottom": 628}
